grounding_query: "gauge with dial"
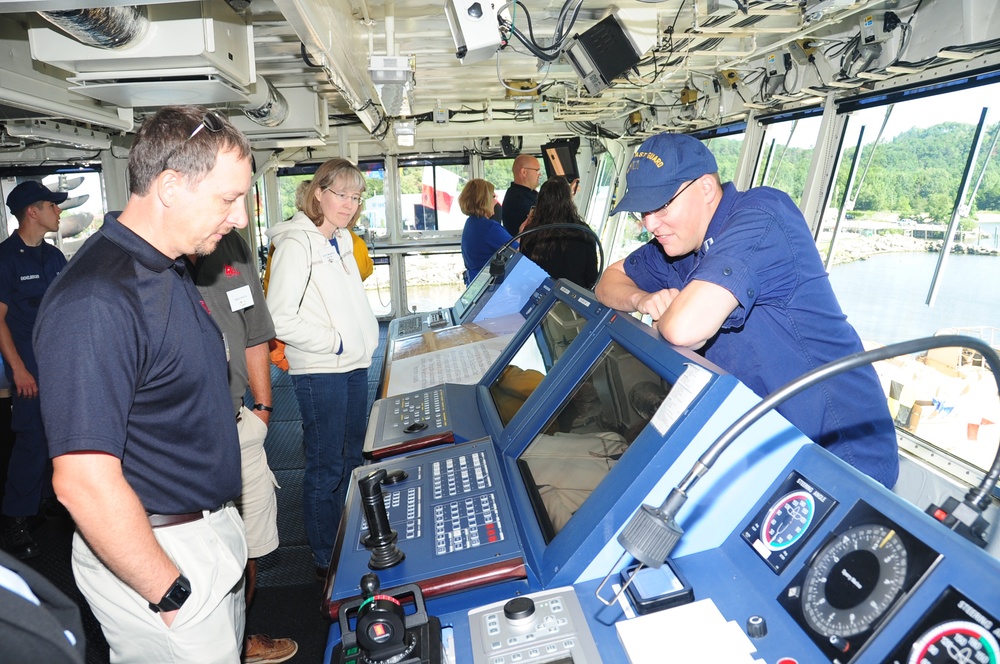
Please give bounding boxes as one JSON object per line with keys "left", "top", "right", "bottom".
{"left": 800, "top": 523, "right": 908, "bottom": 637}
{"left": 742, "top": 471, "right": 837, "bottom": 574}
{"left": 778, "top": 501, "right": 940, "bottom": 664}
{"left": 886, "top": 587, "right": 1000, "bottom": 664}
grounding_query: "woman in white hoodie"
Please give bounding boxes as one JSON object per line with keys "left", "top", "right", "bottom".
{"left": 265, "top": 159, "right": 378, "bottom": 577}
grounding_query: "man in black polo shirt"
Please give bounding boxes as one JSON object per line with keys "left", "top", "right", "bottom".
{"left": 501, "top": 153, "right": 541, "bottom": 236}
{"left": 34, "top": 106, "right": 253, "bottom": 663}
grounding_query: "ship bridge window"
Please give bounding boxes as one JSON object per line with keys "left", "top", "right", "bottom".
{"left": 583, "top": 151, "right": 616, "bottom": 237}
{"left": 752, "top": 115, "right": 823, "bottom": 206}
{"left": 396, "top": 158, "right": 471, "bottom": 314}
{"left": 0, "top": 168, "right": 106, "bottom": 262}
{"left": 824, "top": 81, "right": 1000, "bottom": 476}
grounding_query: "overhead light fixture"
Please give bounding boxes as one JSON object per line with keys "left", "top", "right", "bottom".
{"left": 393, "top": 120, "right": 416, "bottom": 147}
{"left": 4, "top": 119, "right": 112, "bottom": 150}
{"left": 370, "top": 55, "right": 416, "bottom": 117}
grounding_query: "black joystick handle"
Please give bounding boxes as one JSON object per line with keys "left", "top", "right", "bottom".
{"left": 359, "top": 469, "right": 405, "bottom": 569}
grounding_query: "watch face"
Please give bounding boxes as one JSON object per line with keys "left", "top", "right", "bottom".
{"left": 167, "top": 580, "right": 191, "bottom": 608}
{"left": 159, "top": 575, "right": 192, "bottom": 611}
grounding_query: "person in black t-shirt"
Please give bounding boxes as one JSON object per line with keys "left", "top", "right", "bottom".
{"left": 519, "top": 177, "right": 599, "bottom": 290}
{"left": 501, "top": 154, "right": 541, "bottom": 236}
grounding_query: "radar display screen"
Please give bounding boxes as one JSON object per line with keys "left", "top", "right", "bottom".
{"left": 516, "top": 340, "right": 673, "bottom": 542}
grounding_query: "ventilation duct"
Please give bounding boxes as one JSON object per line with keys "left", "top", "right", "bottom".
{"left": 242, "top": 75, "right": 289, "bottom": 128}
{"left": 228, "top": 87, "right": 328, "bottom": 148}
{"left": 37, "top": 6, "right": 149, "bottom": 50}
{"left": 27, "top": 3, "right": 254, "bottom": 107}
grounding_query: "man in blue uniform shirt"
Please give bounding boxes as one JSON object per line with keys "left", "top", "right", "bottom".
{"left": 595, "top": 133, "right": 898, "bottom": 489}
{"left": 35, "top": 106, "right": 253, "bottom": 663}
{"left": 0, "top": 181, "right": 67, "bottom": 560}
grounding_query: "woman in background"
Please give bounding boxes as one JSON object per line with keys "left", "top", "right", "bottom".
{"left": 460, "top": 179, "right": 514, "bottom": 284}
{"left": 520, "top": 177, "right": 599, "bottom": 290}
{"left": 265, "top": 158, "right": 378, "bottom": 578}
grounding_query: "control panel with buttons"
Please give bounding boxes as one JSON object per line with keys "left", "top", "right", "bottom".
{"left": 468, "top": 587, "right": 601, "bottom": 664}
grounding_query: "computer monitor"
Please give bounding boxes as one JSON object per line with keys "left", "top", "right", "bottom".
{"left": 452, "top": 259, "right": 494, "bottom": 322}
{"left": 540, "top": 138, "right": 581, "bottom": 181}
{"left": 516, "top": 339, "right": 674, "bottom": 542}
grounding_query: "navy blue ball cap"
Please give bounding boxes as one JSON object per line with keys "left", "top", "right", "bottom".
{"left": 610, "top": 133, "right": 718, "bottom": 215}
{"left": 6, "top": 180, "right": 69, "bottom": 214}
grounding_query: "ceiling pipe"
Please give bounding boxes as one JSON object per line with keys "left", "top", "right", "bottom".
{"left": 37, "top": 6, "right": 149, "bottom": 50}
{"left": 242, "top": 75, "right": 290, "bottom": 127}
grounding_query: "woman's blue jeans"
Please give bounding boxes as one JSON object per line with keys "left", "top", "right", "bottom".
{"left": 292, "top": 368, "right": 369, "bottom": 568}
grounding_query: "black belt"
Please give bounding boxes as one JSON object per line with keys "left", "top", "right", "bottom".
{"left": 148, "top": 505, "right": 223, "bottom": 529}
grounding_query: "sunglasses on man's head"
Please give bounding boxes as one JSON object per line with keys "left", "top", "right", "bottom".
{"left": 187, "top": 111, "right": 226, "bottom": 141}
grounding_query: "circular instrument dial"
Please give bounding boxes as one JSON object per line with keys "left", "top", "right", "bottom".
{"left": 763, "top": 490, "right": 816, "bottom": 551}
{"left": 801, "top": 524, "right": 908, "bottom": 638}
{"left": 908, "top": 620, "right": 1000, "bottom": 664}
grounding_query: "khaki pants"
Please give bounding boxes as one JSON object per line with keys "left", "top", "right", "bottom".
{"left": 235, "top": 406, "right": 280, "bottom": 558}
{"left": 72, "top": 504, "right": 247, "bottom": 664}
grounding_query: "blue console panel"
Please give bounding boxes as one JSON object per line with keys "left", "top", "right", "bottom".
{"left": 400, "top": 444, "right": 1000, "bottom": 664}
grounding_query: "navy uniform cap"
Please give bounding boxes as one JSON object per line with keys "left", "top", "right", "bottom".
{"left": 6, "top": 181, "right": 69, "bottom": 214}
{"left": 610, "top": 134, "right": 717, "bottom": 215}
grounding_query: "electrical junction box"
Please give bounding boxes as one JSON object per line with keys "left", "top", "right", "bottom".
{"left": 718, "top": 69, "right": 741, "bottom": 89}
{"left": 533, "top": 101, "right": 553, "bottom": 123}
{"left": 860, "top": 12, "right": 890, "bottom": 44}
{"left": 765, "top": 51, "right": 783, "bottom": 76}
{"left": 445, "top": 0, "right": 502, "bottom": 65}
{"left": 564, "top": 14, "right": 641, "bottom": 96}
{"left": 787, "top": 39, "right": 817, "bottom": 65}
{"left": 680, "top": 87, "right": 699, "bottom": 104}
{"left": 504, "top": 80, "right": 539, "bottom": 98}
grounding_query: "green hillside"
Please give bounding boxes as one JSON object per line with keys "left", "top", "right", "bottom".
{"left": 711, "top": 121, "right": 1000, "bottom": 222}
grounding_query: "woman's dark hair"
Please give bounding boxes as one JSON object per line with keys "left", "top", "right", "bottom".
{"left": 520, "top": 176, "right": 588, "bottom": 260}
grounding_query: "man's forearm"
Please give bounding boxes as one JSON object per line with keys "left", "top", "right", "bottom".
{"left": 246, "top": 342, "right": 272, "bottom": 404}
{"left": 53, "top": 454, "right": 180, "bottom": 605}
{"left": 594, "top": 266, "right": 646, "bottom": 312}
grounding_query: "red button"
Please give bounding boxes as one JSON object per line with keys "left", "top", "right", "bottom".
{"left": 777, "top": 659, "right": 798, "bottom": 664}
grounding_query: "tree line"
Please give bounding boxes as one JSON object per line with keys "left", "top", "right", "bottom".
{"left": 710, "top": 121, "right": 1000, "bottom": 224}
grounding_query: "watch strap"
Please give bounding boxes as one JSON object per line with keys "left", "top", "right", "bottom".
{"left": 252, "top": 403, "right": 273, "bottom": 413}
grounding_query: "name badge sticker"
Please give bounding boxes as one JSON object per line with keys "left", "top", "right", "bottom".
{"left": 319, "top": 244, "right": 340, "bottom": 264}
{"left": 227, "top": 284, "right": 254, "bottom": 312}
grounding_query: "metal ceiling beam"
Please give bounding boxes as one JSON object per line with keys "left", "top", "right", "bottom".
{"left": 273, "top": 0, "right": 382, "bottom": 137}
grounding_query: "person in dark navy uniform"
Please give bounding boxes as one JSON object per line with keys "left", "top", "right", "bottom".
{"left": 0, "top": 181, "right": 67, "bottom": 560}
